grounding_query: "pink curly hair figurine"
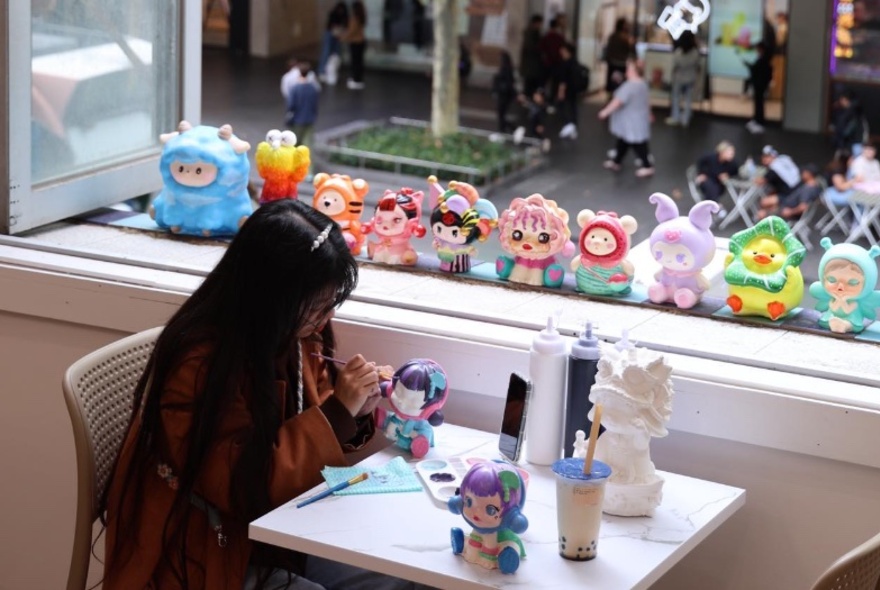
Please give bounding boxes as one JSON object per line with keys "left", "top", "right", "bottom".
{"left": 647, "top": 192, "right": 720, "bottom": 308}
{"left": 428, "top": 176, "right": 498, "bottom": 273}
{"left": 449, "top": 461, "right": 528, "bottom": 574}
{"left": 375, "top": 359, "right": 449, "bottom": 459}
{"left": 362, "top": 187, "right": 426, "bottom": 265}
{"left": 570, "top": 210, "right": 638, "bottom": 296}
{"left": 496, "top": 194, "right": 575, "bottom": 288}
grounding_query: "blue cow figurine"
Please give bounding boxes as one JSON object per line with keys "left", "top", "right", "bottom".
{"left": 150, "top": 121, "right": 253, "bottom": 237}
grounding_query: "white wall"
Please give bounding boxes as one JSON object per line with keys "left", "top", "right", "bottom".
{"left": 3, "top": 253, "right": 880, "bottom": 590}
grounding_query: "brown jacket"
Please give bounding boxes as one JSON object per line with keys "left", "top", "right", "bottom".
{"left": 104, "top": 337, "right": 373, "bottom": 589}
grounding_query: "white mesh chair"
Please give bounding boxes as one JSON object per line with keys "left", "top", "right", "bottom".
{"left": 62, "top": 327, "right": 162, "bottom": 590}
{"left": 810, "top": 531, "right": 880, "bottom": 590}
{"left": 686, "top": 164, "right": 704, "bottom": 204}
{"left": 790, "top": 177, "right": 828, "bottom": 251}
{"left": 818, "top": 189, "right": 854, "bottom": 237}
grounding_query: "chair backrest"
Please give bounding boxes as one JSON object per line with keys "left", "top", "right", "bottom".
{"left": 686, "top": 164, "right": 704, "bottom": 204}
{"left": 61, "top": 326, "right": 162, "bottom": 590}
{"left": 810, "top": 531, "right": 880, "bottom": 590}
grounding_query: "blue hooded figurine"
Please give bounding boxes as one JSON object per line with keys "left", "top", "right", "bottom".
{"left": 150, "top": 121, "right": 253, "bottom": 237}
{"left": 809, "top": 238, "right": 880, "bottom": 334}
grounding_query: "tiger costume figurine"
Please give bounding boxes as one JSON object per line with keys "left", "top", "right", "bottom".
{"left": 312, "top": 173, "right": 369, "bottom": 255}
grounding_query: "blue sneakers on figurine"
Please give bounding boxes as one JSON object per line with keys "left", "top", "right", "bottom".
{"left": 498, "top": 546, "right": 520, "bottom": 574}
{"left": 451, "top": 528, "right": 464, "bottom": 554}
{"left": 496, "top": 255, "right": 515, "bottom": 280}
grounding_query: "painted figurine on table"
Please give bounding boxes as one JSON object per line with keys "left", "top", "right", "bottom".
{"left": 376, "top": 359, "right": 449, "bottom": 459}
{"left": 723, "top": 216, "right": 806, "bottom": 320}
{"left": 647, "top": 193, "right": 720, "bottom": 309}
{"left": 151, "top": 121, "right": 253, "bottom": 237}
{"left": 312, "top": 173, "right": 369, "bottom": 255}
{"left": 255, "top": 129, "right": 311, "bottom": 203}
{"left": 428, "top": 176, "right": 498, "bottom": 273}
{"left": 809, "top": 238, "right": 880, "bottom": 333}
{"left": 570, "top": 209, "right": 638, "bottom": 296}
{"left": 449, "top": 461, "right": 528, "bottom": 574}
{"left": 362, "top": 187, "right": 426, "bottom": 265}
{"left": 496, "top": 194, "right": 575, "bottom": 288}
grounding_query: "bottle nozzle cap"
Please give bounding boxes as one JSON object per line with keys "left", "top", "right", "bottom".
{"left": 571, "top": 319, "right": 600, "bottom": 360}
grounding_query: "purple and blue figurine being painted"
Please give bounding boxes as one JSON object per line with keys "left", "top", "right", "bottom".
{"left": 647, "top": 192, "right": 720, "bottom": 309}
{"left": 376, "top": 359, "right": 449, "bottom": 459}
{"left": 448, "top": 461, "right": 528, "bottom": 574}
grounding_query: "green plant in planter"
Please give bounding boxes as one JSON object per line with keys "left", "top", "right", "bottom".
{"left": 330, "top": 126, "right": 523, "bottom": 185}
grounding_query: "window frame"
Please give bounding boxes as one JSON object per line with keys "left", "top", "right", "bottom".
{"left": 1, "top": 0, "right": 202, "bottom": 234}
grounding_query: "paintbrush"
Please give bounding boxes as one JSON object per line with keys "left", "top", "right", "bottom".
{"left": 310, "top": 353, "right": 394, "bottom": 380}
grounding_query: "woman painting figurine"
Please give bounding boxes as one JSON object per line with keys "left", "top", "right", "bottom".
{"left": 101, "top": 199, "right": 433, "bottom": 590}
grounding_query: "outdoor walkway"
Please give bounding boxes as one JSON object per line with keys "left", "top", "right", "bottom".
{"left": 202, "top": 47, "right": 840, "bottom": 283}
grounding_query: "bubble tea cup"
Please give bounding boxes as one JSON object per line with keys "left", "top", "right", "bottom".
{"left": 551, "top": 457, "right": 612, "bottom": 560}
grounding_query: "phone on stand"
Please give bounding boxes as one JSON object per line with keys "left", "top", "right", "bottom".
{"left": 498, "top": 372, "right": 532, "bottom": 463}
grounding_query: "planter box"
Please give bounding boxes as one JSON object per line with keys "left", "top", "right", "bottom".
{"left": 313, "top": 117, "right": 546, "bottom": 196}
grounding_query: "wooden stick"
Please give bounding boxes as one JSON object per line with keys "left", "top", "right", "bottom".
{"left": 583, "top": 404, "right": 603, "bottom": 475}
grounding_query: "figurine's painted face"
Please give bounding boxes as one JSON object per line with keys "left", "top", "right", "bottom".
{"left": 463, "top": 491, "right": 503, "bottom": 529}
{"left": 743, "top": 237, "right": 786, "bottom": 274}
{"left": 375, "top": 205, "right": 407, "bottom": 237}
{"left": 584, "top": 227, "right": 618, "bottom": 256}
{"left": 433, "top": 222, "right": 468, "bottom": 245}
{"left": 389, "top": 383, "right": 426, "bottom": 417}
{"left": 315, "top": 190, "right": 347, "bottom": 217}
{"left": 653, "top": 242, "right": 696, "bottom": 271}
{"left": 824, "top": 261, "right": 864, "bottom": 299}
{"left": 170, "top": 160, "right": 218, "bottom": 187}
{"left": 506, "top": 224, "right": 554, "bottom": 258}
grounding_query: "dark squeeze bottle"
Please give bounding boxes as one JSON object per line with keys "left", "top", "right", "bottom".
{"left": 562, "top": 321, "right": 601, "bottom": 458}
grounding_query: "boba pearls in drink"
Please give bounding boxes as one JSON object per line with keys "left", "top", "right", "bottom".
{"left": 551, "top": 457, "right": 611, "bottom": 561}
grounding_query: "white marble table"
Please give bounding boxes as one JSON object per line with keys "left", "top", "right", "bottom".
{"left": 250, "top": 425, "right": 746, "bottom": 590}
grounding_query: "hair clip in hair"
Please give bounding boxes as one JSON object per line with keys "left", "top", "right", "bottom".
{"left": 311, "top": 224, "right": 333, "bottom": 252}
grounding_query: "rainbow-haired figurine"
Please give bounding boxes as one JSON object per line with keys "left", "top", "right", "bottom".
{"left": 363, "top": 187, "right": 426, "bottom": 265}
{"left": 428, "top": 176, "right": 498, "bottom": 273}
{"left": 647, "top": 193, "right": 720, "bottom": 308}
{"left": 809, "top": 238, "right": 880, "bottom": 333}
{"left": 449, "top": 461, "right": 528, "bottom": 574}
{"left": 496, "top": 194, "right": 575, "bottom": 288}
{"left": 376, "top": 359, "right": 449, "bottom": 458}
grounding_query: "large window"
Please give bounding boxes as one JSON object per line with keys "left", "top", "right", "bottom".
{"left": 2, "top": 0, "right": 200, "bottom": 234}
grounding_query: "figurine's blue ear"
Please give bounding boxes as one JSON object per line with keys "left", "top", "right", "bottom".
{"left": 503, "top": 509, "right": 529, "bottom": 534}
{"left": 448, "top": 494, "right": 463, "bottom": 515}
{"left": 869, "top": 245, "right": 880, "bottom": 259}
{"left": 428, "top": 410, "right": 444, "bottom": 427}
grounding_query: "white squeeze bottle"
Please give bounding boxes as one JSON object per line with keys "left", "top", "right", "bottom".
{"left": 525, "top": 315, "right": 570, "bottom": 466}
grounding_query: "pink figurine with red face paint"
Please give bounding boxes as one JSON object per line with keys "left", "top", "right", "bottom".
{"left": 496, "top": 194, "right": 575, "bottom": 288}
{"left": 570, "top": 210, "right": 638, "bottom": 296}
{"left": 363, "top": 187, "right": 426, "bottom": 265}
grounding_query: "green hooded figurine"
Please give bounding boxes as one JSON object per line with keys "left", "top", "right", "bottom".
{"left": 809, "top": 238, "right": 880, "bottom": 333}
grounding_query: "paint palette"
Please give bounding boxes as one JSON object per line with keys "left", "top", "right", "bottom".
{"left": 415, "top": 457, "right": 485, "bottom": 505}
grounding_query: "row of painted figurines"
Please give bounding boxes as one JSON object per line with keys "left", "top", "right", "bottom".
{"left": 149, "top": 123, "right": 880, "bottom": 334}
{"left": 316, "top": 177, "right": 880, "bottom": 334}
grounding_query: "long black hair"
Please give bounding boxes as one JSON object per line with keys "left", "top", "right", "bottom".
{"left": 101, "top": 199, "right": 358, "bottom": 587}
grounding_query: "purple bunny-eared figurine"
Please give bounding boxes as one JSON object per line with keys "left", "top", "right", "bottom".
{"left": 647, "top": 193, "right": 720, "bottom": 309}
